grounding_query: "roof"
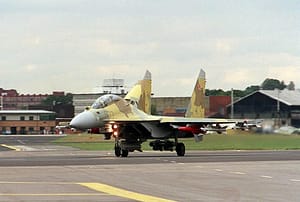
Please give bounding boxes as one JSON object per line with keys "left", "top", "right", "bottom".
{"left": 259, "top": 89, "right": 300, "bottom": 106}
{"left": 0, "top": 110, "right": 55, "bottom": 114}
{"left": 229, "top": 89, "right": 300, "bottom": 106}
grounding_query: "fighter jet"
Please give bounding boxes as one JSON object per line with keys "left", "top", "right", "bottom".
{"left": 70, "top": 70, "right": 235, "bottom": 157}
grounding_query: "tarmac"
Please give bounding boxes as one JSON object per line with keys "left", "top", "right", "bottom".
{"left": 0, "top": 135, "right": 299, "bottom": 201}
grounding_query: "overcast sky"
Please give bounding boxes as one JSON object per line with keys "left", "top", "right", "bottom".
{"left": 0, "top": 0, "right": 299, "bottom": 96}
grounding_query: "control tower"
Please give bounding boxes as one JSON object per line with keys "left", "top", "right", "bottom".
{"left": 102, "top": 78, "right": 126, "bottom": 94}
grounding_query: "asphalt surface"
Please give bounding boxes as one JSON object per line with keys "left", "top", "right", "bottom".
{"left": 0, "top": 135, "right": 299, "bottom": 201}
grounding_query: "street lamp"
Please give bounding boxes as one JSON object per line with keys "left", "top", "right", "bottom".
{"left": 276, "top": 88, "right": 281, "bottom": 127}
{"left": 231, "top": 88, "right": 234, "bottom": 119}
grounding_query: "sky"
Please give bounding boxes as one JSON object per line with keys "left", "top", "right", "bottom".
{"left": 0, "top": 0, "right": 299, "bottom": 96}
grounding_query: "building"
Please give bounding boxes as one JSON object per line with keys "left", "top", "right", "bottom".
{"left": 1, "top": 88, "right": 73, "bottom": 119}
{"left": 152, "top": 97, "right": 191, "bottom": 116}
{"left": 207, "top": 96, "right": 231, "bottom": 118}
{"left": 73, "top": 93, "right": 230, "bottom": 118}
{"left": 227, "top": 89, "right": 300, "bottom": 127}
{"left": 0, "top": 110, "right": 56, "bottom": 134}
{"left": 0, "top": 88, "right": 48, "bottom": 110}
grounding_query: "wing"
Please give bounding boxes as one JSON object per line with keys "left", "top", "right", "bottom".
{"left": 159, "top": 116, "right": 236, "bottom": 124}
{"left": 103, "top": 102, "right": 235, "bottom": 124}
{"left": 103, "top": 102, "right": 160, "bottom": 123}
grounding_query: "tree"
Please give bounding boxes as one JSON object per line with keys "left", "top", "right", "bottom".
{"left": 261, "top": 78, "right": 285, "bottom": 90}
{"left": 205, "top": 89, "right": 229, "bottom": 96}
{"left": 42, "top": 93, "right": 73, "bottom": 106}
{"left": 287, "top": 81, "right": 295, "bottom": 90}
{"left": 206, "top": 78, "right": 295, "bottom": 99}
{"left": 244, "top": 85, "right": 260, "bottom": 95}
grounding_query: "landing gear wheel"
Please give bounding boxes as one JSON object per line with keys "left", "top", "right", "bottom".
{"left": 176, "top": 143, "right": 185, "bottom": 156}
{"left": 121, "top": 149, "right": 129, "bottom": 157}
{"left": 114, "top": 145, "right": 121, "bottom": 157}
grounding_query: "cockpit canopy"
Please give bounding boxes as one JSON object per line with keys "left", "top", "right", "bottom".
{"left": 91, "top": 94, "right": 122, "bottom": 109}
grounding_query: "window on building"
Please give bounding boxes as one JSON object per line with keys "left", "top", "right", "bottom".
{"left": 20, "top": 116, "right": 25, "bottom": 121}
{"left": 1, "top": 116, "right": 6, "bottom": 121}
{"left": 40, "top": 114, "right": 55, "bottom": 121}
{"left": 1, "top": 127, "right": 6, "bottom": 134}
{"left": 29, "top": 127, "right": 34, "bottom": 134}
{"left": 40, "top": 127, "right": 45, "bottom": 134}
{"left": 29, "top": 116, "right": 34, "bottom": 121}
{"left": 20, "top": 127, "right": 26, "bottom": 134}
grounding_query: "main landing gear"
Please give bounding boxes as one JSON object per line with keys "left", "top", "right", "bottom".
{"left": 114, "top": 136, "right": 186, "bottom": 157}
{"left": 149, "top": 140, "right": 186, "bottom": 156}
{"left": 176, "top": 142, "right": 185, "bottom": 156}
{"left": 114, "top": 139, "right": 142, "bottom": 157}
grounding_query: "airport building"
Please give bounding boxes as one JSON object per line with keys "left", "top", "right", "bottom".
{"left": 0, "top": 88, "right": 49, "bottom": 110}
{"left": 0, "top": 88, "right": 71, "bottom": 111}
{"left": 227, "top": 89, "right": 300, "bottom": 127}
{"left": 0, "top": 110, "right": 56, "bottom": 134}
{"left": 73, "top": 93, "right": 231, "bottom": 118}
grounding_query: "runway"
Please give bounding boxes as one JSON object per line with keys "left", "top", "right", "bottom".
{"left": 0, "top": 149, "right": 300, "bottom": 167}
{"left": 0, "top": 136, "right": 300, "bottom": 201}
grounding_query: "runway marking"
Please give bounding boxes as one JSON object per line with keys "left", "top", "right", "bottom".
{"left": 0, "top": 182, "right": 108, "bottom": 197}
{"left": 0, "top": 144, "right": 21, "bottom": 151}
{"left": 79, "top": 182, "right": 176, "bottom": 202}
{"left": 0, "top": 181, "right": 74, "bottom": 185}
{"left": 0, "top": 193, "right": 107, "bottom": 196}
{"left": 215, "top": 169, "right": 223, "bottom": 172}
{"left": 260, "top": 175, "right": 273, "bottom": 179}
{"left": 17, "top": 140, "right": 26, "bottom": 145}
{"left": 290, "top": 179, "right": 300, "bottom": 182}
{"left": 230, "top": 171, "right": 246, "bottom": 175}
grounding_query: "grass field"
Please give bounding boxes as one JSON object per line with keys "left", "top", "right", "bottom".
{"left": 53, "top": 133, "right": 300, "bottom": 151}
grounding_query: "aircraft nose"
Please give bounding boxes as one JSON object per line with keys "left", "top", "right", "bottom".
{"left": 70, "top": 111, "right": 99, "bottom": 129}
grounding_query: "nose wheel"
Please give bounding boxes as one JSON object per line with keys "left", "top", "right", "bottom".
{"left": 114, "top": 144, "right": 129, "bottom": 157}
{"left": 114, "top": 145, "right": 121, "bottom": 157}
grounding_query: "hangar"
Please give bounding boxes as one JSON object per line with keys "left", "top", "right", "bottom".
{"left": 227, "top": 89, "right": 300, "bottom": 127}
{"left": 0, "top": 110, "right": 56, "bottom": 134}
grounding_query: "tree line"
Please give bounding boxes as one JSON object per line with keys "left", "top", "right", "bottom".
{"left": 206, "top": 78, "right": 296, "bottom": 97}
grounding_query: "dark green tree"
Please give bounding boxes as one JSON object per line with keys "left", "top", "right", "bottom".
{"left": 261, "top": 78, "right": 286, "bottom": 90}
{"left": 42, "top": 93, "right": 73, "bottom": 106}
{"left": 287, "top": 81, "right": 295, "bottom": 90}
{"left": 243, "top": 85, "right": 260, "bottom": 96}
{"left": 205, "top": 89, "right": 228, "bottom": 96}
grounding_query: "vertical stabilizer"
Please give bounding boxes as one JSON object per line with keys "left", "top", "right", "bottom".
{"left": 125, "top": 70, "right": 152, "bottom": 114}
{"left": 185, "top": 69, "right": 206, "bottom": 118}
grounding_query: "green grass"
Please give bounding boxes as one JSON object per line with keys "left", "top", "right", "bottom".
{"left": 53, "top": 133, "right": 300, "bottom": 151}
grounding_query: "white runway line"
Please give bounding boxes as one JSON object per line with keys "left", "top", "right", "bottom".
{"left": 260, "top": 175, "right": 273, "bottom": 179}
{"left": 230, "top": 171, "right": 246, "bottom": 175}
